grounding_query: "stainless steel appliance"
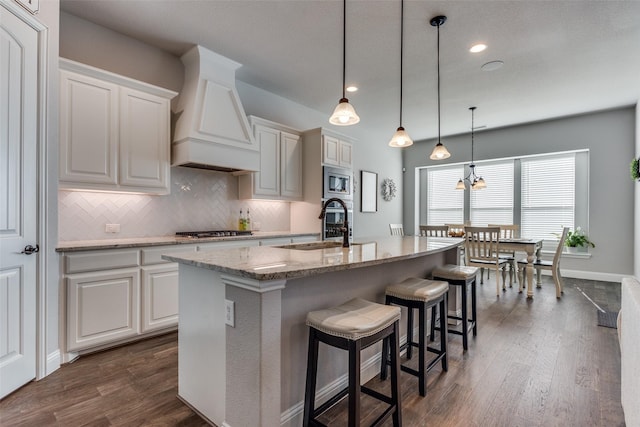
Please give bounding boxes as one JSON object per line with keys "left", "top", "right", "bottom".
{"left": 321, "top": 199, "right": 353, "bottom": 241}
{"left": 323, "top": 166, "right": 353, "bottom": 200}
{"left": 176, "top": 230, "right": 253, "bottom": 238}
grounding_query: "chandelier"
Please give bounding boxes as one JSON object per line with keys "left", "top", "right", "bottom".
{"left": 456, "top": 107, "right": 486, "bottom": 190}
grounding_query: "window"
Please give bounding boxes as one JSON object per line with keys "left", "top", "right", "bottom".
{"left": 420, "top": 150, "right": 587, "bottom": 241}
{"left": 521, "top": 153, "right": 575, "bottom": 240}
{"left": 426, "top": 165, "right": 464, "bottom": 225}
{"left": 470, "top": 160, "right": 514, "bottom": 226}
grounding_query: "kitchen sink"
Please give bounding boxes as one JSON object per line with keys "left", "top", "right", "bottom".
{"left": 276, "top": 241, "right": 362, "bottom": 251}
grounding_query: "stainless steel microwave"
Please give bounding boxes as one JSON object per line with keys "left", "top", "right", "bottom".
{"left": 323, "top": 166, "right": 353, "bottom": 200}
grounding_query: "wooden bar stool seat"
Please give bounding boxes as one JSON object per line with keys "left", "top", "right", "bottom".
{"left": 431, "top": 264, "right": 479, "bottom": 351}
{"left": 381, "top": 277, "right": 449, "bottom": 397}
{"left": 303, "top": 298, "right": 402, "bottom": 427}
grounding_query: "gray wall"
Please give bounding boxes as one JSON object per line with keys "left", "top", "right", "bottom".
{"left": 403, "top": 107, "right": 636, "bottom": 277}
{"left": 636, "top": 105, "right": 640, "bottom": 279}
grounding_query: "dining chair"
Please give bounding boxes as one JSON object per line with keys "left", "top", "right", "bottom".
{"left": 517, "top": 227, "right": 569, "bottom": 298}
{"left": 419, "top": 225, "right": 449, "bottom": 237}
{"left": 487, "top": 224, "right": 520, "bottom": 287}
{"left": 464, "top": 226, "right": 509, "bottom": 297}
{"left": 389, "top": 223, "right": 404, "bottom": 236}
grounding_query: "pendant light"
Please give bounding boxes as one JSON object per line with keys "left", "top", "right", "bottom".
{"left": 456, "top": 107, "right": 486, "bottom": 190}
{"left": 329, "top": 0, "right": 360, "bottom": 126}
{"left": 389, "top": 0, "right": 413, "bottom": 147}
{"left": 429, "top": 15, "right": 451, "bottom": 160}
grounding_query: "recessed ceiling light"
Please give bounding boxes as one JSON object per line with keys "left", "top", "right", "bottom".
{"left": 481, "top": 60, "right": 504, "bottom": 71}
{"left": 470, "top": 44, "right": 487, "bottom": 53}
{"left": 346, "top": 86, "right": 358, "bottom": 93}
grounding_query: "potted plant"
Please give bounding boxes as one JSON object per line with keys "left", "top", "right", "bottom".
{"left": 564, "top": 227, "right": 595, "bottom": 253}
{"left": 631, "top": 158, "right": 640, "bottom": 181}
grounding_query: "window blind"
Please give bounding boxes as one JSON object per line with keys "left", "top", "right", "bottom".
{"left": 470, "top": 160, "right": 514, "bottom": 226}
{"left": 521, "top": 153, "right": 575, "bottom": 240}
{"left": 427, "top": 166, "right": 464, "bottom": 225}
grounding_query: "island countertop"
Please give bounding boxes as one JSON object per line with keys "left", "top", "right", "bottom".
{"left": 162, "top": 235, "right": 463, "bottom": 281}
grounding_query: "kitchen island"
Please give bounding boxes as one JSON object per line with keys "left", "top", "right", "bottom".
{"left": 163, "top": 236, "right": 462, "bottom": 427}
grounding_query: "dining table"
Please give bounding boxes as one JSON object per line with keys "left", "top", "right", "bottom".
{"left": 499, "top": 238, "right": 543, "bottom": 298}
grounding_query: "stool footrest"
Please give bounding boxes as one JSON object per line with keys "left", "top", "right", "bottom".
{"left": 312, "top": 387, "right": 349, "bottom": 419}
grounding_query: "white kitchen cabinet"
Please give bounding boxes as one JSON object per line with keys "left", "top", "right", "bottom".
{"left": 239, "top": 117, "right": 303, "bottom": 200}
{"left": 62, "top": 244, "right": 195, "bottom": 356}
{"left": 67, "top": 268, "right": 140, "bottom": 351}
{"left": 141, "top": 264, "right": 179, "bottom": 333}
{"left": 59, "top": 59, "right": 177, "bottom": 194}
{"left": 322, "top": 134, "right": 353, "bottom": 169}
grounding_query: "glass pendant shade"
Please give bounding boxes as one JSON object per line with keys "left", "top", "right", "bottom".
{"left": 476, "top": 177, "right": 487, "bottom": 189}
{"left": 430, "top": 141, "right": 451, "bottom": 160}
{"left": 456, "top": 179, "right": 466, "bottom": 190}
{"left": 389, "top": 126, "right": 413, "bottom": 147}
{"left": 329, "top": 98, "right": 360, "bottom": 126}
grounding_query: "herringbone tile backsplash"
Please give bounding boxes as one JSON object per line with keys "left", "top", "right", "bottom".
{"left": 58, "top": 167, "right": 291, "bottom": 240}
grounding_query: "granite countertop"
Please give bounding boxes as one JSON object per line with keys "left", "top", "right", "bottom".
{"left": 56, "top": 231, "right": 321, "bottom": 252}
{"left": 162, "top": 236, "right": 463, "bottom": 281}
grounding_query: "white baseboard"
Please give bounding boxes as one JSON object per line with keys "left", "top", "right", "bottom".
{"left": 560, "top": 268, "right": 624, "bottom": 283}
{"left": 44, "top": 349, "right": 61, "bottom": 378}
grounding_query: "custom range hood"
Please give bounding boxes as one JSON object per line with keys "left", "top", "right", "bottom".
{"left": 172, "top": 45, "right": 259, "bottom": 173}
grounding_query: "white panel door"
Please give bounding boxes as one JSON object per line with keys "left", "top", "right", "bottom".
{"left": 119, "top": 87, "right": 170, "bottom": 191}
{"left": 0, "top": 4, "right": 38, "bottom": 399}
{"left": 280, "top": 131, "right": 302, "bottom": 199}
{"left": 141, "top": 264, "right": 179, "bottom": 332}
{"left": 59, "top": 69, "right": 118, "bottom": 185}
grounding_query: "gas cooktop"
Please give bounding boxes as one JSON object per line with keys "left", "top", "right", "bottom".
{"left": 176, "top": 230, "right": 253, "bottom": 238}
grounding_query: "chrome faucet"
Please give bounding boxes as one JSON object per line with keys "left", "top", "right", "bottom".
{"left": 319, "top": 198, "right": 350, "bottom": 248}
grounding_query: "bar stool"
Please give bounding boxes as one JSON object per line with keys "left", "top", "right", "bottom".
{"left": 380, "top": 277, "right": 449, "bottom": 397}
{"left": 430, "top": 264, "right": 479, "bottom": 351}
{"left": 303, "top": 298, "right": 402, "bottom": 427}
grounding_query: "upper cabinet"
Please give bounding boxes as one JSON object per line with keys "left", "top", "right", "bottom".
{"left": 322, "top": 134, "right": 353, "bottom": 169}
{"left": 59, "top": 59, "right": 177, "bottom": 194}
{"left": 239, "top": 117, "right": 303, "bottom": 200}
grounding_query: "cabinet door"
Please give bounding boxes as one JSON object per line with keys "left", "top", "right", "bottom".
{"left": 322, "top": 135, "right": 340, "bottom": 166}
{"left": 141, "top": 264, "right": 179, "bottom": 333}
{"left": 67, "top": 268, "right": 140, "bottom": 351}
{"left": 253, "top": 125, "right": 281, "bottom": 197}
{"left": 59, "top": 70, "right": 118, "bottom": 186}
{"left": 338, "top": 140, "right": 353, "bottom": 168}
{"left": 280, "top": 131, "right": 302, "bottom": 199}
{"left": 119, "top": 87, "right": 170, "bottom": 193}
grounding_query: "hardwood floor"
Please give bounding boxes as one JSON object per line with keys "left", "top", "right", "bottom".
{"left": 0, "top": 277, "right": 625, "bottom": 426}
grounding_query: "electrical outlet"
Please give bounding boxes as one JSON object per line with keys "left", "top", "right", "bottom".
{"left": 225, "top": 299, "right": 235, "bottom": 327}
{"left": 105, "top": 223, "right": 120, "bottom": 233}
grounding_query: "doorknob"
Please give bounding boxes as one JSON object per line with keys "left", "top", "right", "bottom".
{"left": 21, "top": 244, "right": 39, "bottom": 255}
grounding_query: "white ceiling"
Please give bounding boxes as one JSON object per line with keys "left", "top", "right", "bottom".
{"left": 60, "top": 0, "right": 640, "bottom": 142}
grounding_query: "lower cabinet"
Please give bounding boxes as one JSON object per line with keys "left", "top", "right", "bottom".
{"left": 141, "top": 264, "right": 179, "bottom": 333}
{"left": 67, "top": 268, "right": 140, "bottom": 351}
{"left": 62, "top": 235, "right": 318, "bottom": 355}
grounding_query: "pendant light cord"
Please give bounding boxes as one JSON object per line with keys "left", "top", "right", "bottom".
{"left": 437, "top": 20, "right": 441, "bottom": 143}
{"left": 471, "top": 107, "right": 475, "bottom": 163}
{"left": 399, "top": 0, "right": 404, "bottom": 126}
{"left": 341, "top": 0, "right": 346, "bottom": 100}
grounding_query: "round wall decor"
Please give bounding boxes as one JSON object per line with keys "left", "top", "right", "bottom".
{"left": 381, "top": 178, "right": 397, "bottom": 201}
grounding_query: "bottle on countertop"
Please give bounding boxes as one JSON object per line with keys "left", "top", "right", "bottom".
{"left": 246, "top": 209, "right": 251, "bottom": 231}
{"left": 239, "top": 209, "right": 245, "bottom": 231}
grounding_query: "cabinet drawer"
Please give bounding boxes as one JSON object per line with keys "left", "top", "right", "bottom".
{"left": 197, "top": 240, "right": 260, "bottom": 251}
{"left": 65, "top": 249, "right": 140, "bottom": 274}
{"left": 141, "top": 244, "right": 196, "bottom": 265}
{"left": 259, "top": 237, "right": 292, "bottom": 246}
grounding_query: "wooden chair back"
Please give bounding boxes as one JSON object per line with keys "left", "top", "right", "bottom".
{"left": 464, "top": 226, "right": 501, "bottom": 264}
{"left": 488, "top": 224, "right": 520, "bottom": 239}
{"left": 553, "top": 227, "right": 570, "bottom": 266}
{"left": 419, "top": 225, "right": 449, "bottom": 237}
{"left": 389, "top": 223, "right": 404, "bottom": 236}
